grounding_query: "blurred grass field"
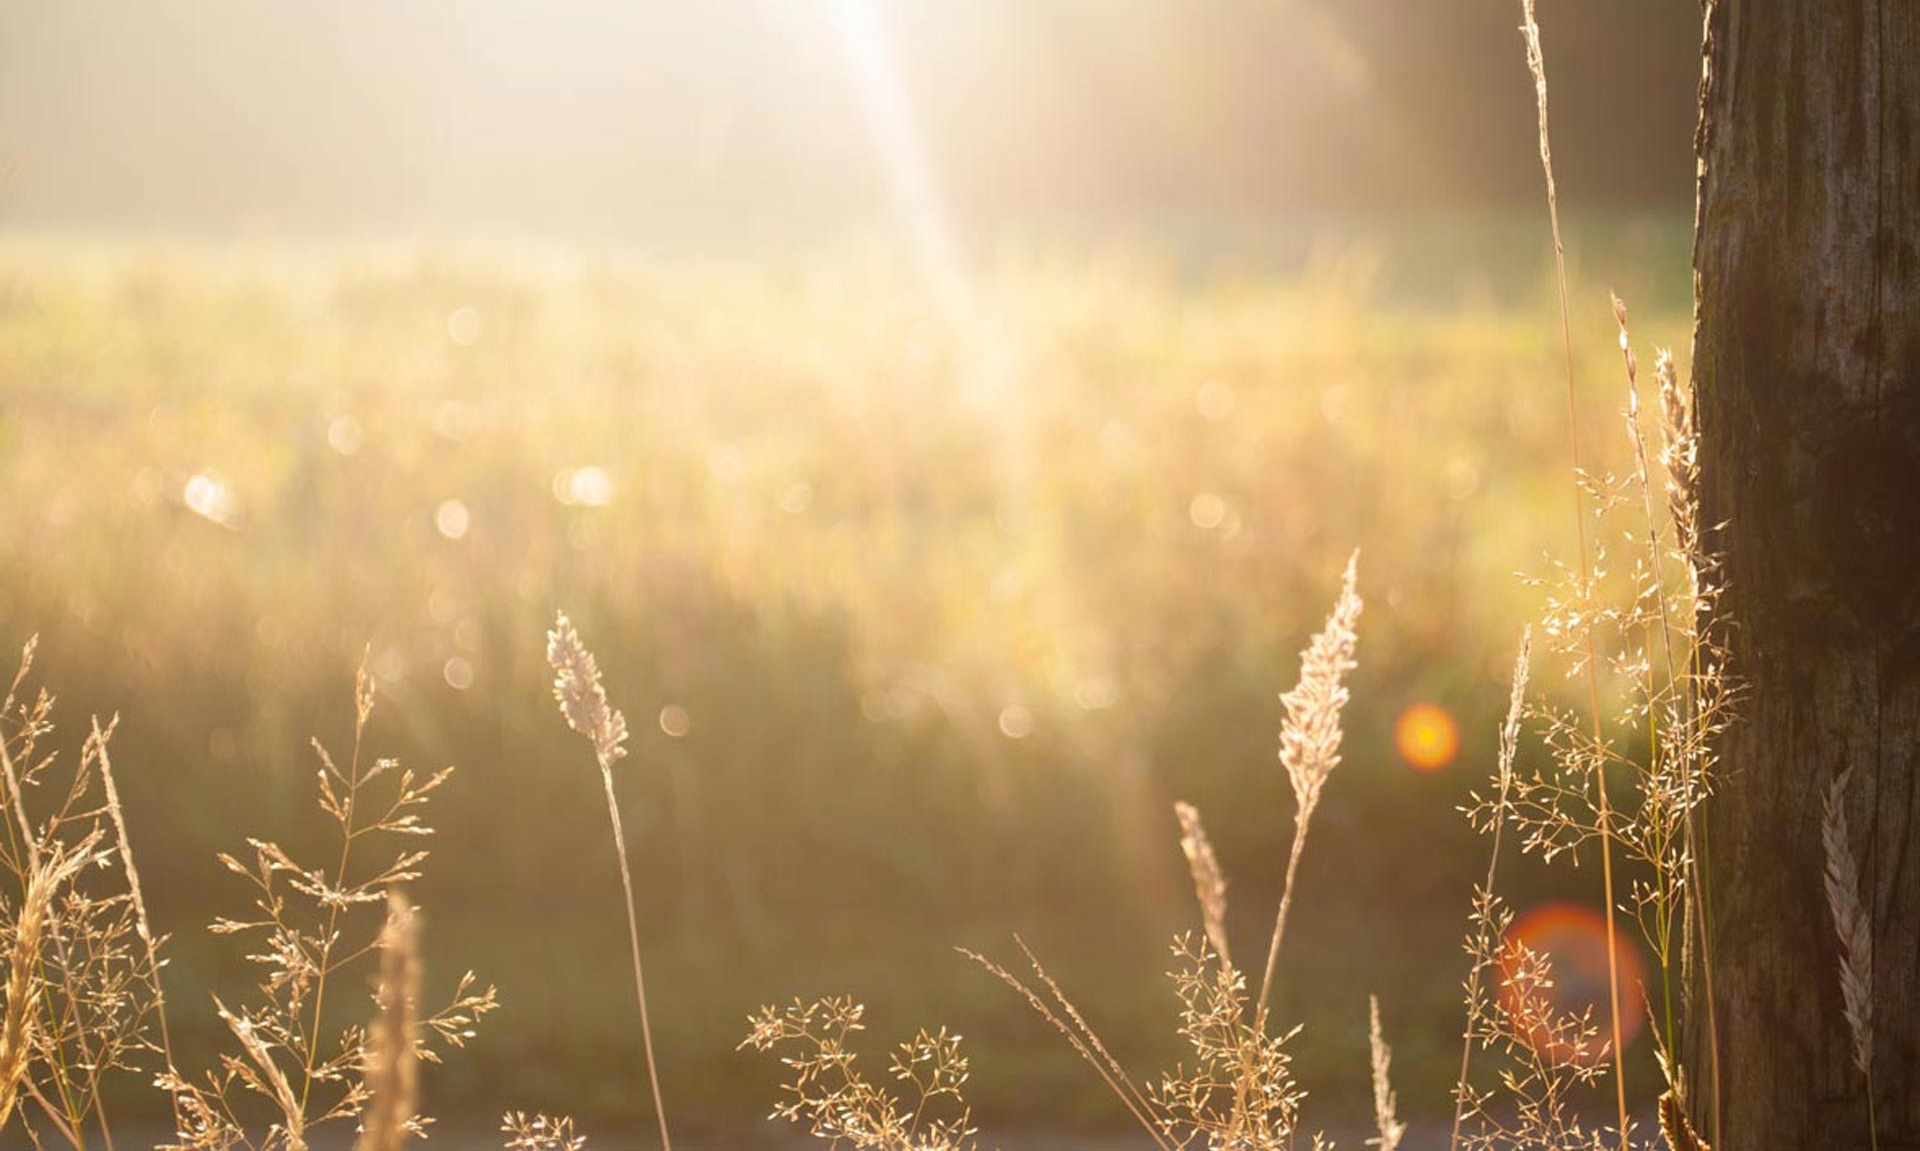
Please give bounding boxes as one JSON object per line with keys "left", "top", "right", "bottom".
{"left": 0, "top": 223, "right": 1690, "bottom": 1136}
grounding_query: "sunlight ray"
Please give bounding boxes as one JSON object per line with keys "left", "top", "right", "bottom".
{"left": 826, "top": 0, "right": 974, "bottom": 330}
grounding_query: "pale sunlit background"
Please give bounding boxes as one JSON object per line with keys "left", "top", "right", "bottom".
{"left": 1, "top": 0, "right": 1698, "bottom": 1141}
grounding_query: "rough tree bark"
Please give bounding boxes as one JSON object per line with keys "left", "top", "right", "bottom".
{"left": 1690, "top": 1, "right": 1919, "bottom": 1147}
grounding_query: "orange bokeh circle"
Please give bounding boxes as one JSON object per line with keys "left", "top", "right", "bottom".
{"left": 1394, "top": 702, "right": 1460, "bottom": 771}
{"left": 1498, "top": 902, "right": 1648, "bottom": 1067}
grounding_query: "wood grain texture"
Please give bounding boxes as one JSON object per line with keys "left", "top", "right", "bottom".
{"left": 1690, "top": 0, "right": 1920, "bottom": 1146}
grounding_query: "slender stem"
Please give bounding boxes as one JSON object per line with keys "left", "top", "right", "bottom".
{"left": 1254, "top": 813, "right": 1312, "bottom": 1027}
{"left": 25, "top": 1080, "right": 82, "bottom": 1148}
{"left": 1867, "top": 1064, "right": 1880, "bottom": 1151}
{"left": 1522, "top": 3, "right": 1632, "bottom": 1140}
{"left": 600, "top": 759, "right": 672, "bottom": 1151}
{"left": 1451, "top": 840, "right": 1507, "bottom": 1147}
{"left": 298, "top": 729, "right": 363, "bottom": 1118}
{"left": 1695, "top": 770, "right": 1722, "bottom": 1147}
{"left": 94, "top": 724, "right": 175, "bottom": 1071}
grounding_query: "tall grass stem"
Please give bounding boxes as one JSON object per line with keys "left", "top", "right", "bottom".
{"left": 1521, "top": 4, "right": 1630, "bottom": 1142}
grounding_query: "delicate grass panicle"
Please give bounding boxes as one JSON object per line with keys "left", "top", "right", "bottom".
{"left": 503, "top": 1112, "right": 589, "bottom": 1151}
{"left": 1461, "top": 297, "right": 1733, "bottom": 1148}
{"left": 161, "top": 665, "right": 496, "bottom": 1151}
{"left": 0, "top": 640, "right": 168, "bottom": 1149}
{"left": 1454, "top": 637, "right": 1622, "bottom": 1151}
{"left": 739, "top": 997, "right": 979, "bottom": 1151}
{"left": 1450, "top": 631, "right": 1529, "bottom": 1150}
{"left": 547, "top": 611, "right": 672, "bottom": 1151}
{"left": 0, "top": 643, "right": 601, "bottom": 1151}
{"left": 1476, "top": 5, "right": 1740, "bottom": 1150}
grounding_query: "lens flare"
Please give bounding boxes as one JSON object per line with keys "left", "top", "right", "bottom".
{"left": 1394, "top": 702, "right": 1459, "bottom": 771}
{"left": 1500, "top": 902, "right": 1646, "bottom": 1066}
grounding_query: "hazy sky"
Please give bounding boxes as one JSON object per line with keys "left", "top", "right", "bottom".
{"left": 0, "top": 0, "right": 1700, "bottom": 243}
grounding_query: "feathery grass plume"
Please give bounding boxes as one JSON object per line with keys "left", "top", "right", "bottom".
{"left": 357, "top": 892, "right": 420, "bottom": 1151}
{"left": 503, "top": 1112, "right": 587, "bottom": 1151}
{"left": 1520, "top": 3, "right": 1629, "bottom": 1143}
{"left": 1367, "top": 996, "right": 1405, "bottom": 1151}
{"left": 739, "top": 997, "right": 980, "bottom": 1151}
{"left": 1822, "top": 765, "right": 1879, "bottom": 1148}
{"left": 1654, "top": 349, "right": 1700, "bottom": 582}
{"left": 546, "top": 611, "right": 670, "bottom": 1151}
{"left": 1, "top": 843, "right": 99, "bottom": 1129}
{"left": 1174, "top": 802, "right": 1231, "bottom": 968}
{"left": 547, "top": 612, "right": 629, "bottom": 767}
{"left": 1258, "top": 551, "right": 1362, "bottom": 1018}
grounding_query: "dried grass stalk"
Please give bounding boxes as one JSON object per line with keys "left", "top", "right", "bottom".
{"left": 1659, "top": 1090, "right": 1711, "bottom": 1151}
{"left": 358, "top": 892, "right": 421, "bottom": 1151}
{"left": 1520, "top": 3, "right": 1630, "bottom": 1142}
{"left": 1258, "top": 552, "right": 1362, "bottom": 1018}
{"left": 1, "top": 845, "right": 96, "bottom": 1127}
{"left": 503, "top": 1112, "right": 588, "bottom": 1151}
{"left": 548, "top": 613, "right": 629, "bottom": 767}
{"left": 1367, "top": 996, "right": 1406, "bottom": 1151}
{"left": 96, "top": 715, "right": 177, "bottom": 1069}
{"left": 1821, "top": 767, "right": 1873, "bottom": 1078}
{"left": 1449, "top": 632, "right": 1530, "bottom": 1151}
{"left": 547, "top": 612, "right": 670, "bottom": 1151}
{"left": 215, "top": 997, "right": 307, "bottom": 1151}
{"left": 1174, "top": 802, "right": 1231, "bottom": 968}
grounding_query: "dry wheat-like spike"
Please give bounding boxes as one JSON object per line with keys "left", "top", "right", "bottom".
{"left": 0, "top": 844, "right": 97, "bottom": 1128}
{"left": 1258, "top": 552, "right": 1362, "bottom": 1018}
{"left": 1658, "top": 1090, "right": 1709, "bottom": 1151}
{"left": 1174, "top": 802, "right": 1231, "bottom": 968}
{"left": 215, "top": 996, "right": 307, "bottom": 1151}
{"left": 547, "top": 610, "right": 670, "bottom": 1151}
{"left": 1821, "top": 766, "right": 1873, "bottom": 1077}
{"left": 1368, "top": 996, "right": 1406, "bottom": 1151}
{"left": 1653, "top": 349, "right": 1701, "bottom": 572}
{"left": 546, "top": 613, "right": 629, "bottom": 765}
{"left": 1278, "top": 552, "right": 1362, "bottom": 823}
{"left": 96, "top": 714, "right": 178, "bottom": 1074}
{"left": 357, "top": 892, "right": 421, "bottom": 1151}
